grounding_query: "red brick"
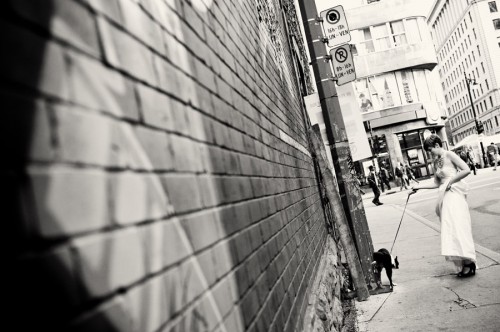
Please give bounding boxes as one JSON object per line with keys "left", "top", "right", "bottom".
{"left": 153, "top": 54, "right": 182, "bottom": 96}
{"left": 193, "top": 57, "right": 216, "bottom": 92}
{"left": 97, "top": 17, "right": 156, "bottom": 85}
{"left": 11, "top": 0, "right": 100, "bottom": 57}
{"left": 69, "top": 296, "right": 132, "bottom": 332}
{"left": 196, "top": 174, "right": 222, "bottom": 207}
{"left": 110, "top": 172, "right": 171, "bottom": 225}
{"left": 240, "top": 288, "right": 260, "bottom": 327}
{"left": 168, "top": 135, "right": 204, "bottom": 173}
{"left": 29, "top": 166, "right": 109, "bottom": 237}
{"left": 87, "top": 0, "right": 122, "bottom": 24}
{"left": 67, "top": 52, "right": 140, "bottom": 120}
{"left": 120, "top": 0, "right": 162, "bottom": 49}
{"left": 134, "top": 126, "right": 173, "bottom": 170}
{"left": 0, "top": 21, "right": 69, "bottom": 100}
{"left": 180, "top": 209, "right": 222, "bottom": 251}
{"left": 161, "top": 174, "right": 203, "bottom": 213}
{"left": 162, "top": 30, "right": 191, "bottom": 73}
{"left": 125, "top": 275, "right": 166, "bottom": 332}
{"left": 212, "top": 240, "right": 235, "bottom": 279}
{"left": 2, "top": 91, "right": 55, "bottom": 162}
{"left": 212, "top": 275, "right": 238, "bottom": 318}
{"left": 222, "top": 307, "right": 245, "bottom": 332}
{"left": 74, "top": 228, "right": 145, "bottom": 299}
{"left": 137, "top": 83, "right": 175, "bottom": 131}
{"left": 52, "top": 104, "right": 113, "bottom": 166}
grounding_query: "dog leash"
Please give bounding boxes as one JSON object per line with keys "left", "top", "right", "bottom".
{"left": 390, "top": 190, "right": 417, "bottom": 254}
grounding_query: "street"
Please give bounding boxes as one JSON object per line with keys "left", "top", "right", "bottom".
{"left": 358, "top": 168, "right": 500, "bottom": 331}
{"left": 368, "top": 169, "right": 500, "bottom": 254}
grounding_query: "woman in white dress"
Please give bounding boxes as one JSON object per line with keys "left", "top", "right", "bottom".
{"left": 412, "top": 135, "right": 476, "bottom": 277}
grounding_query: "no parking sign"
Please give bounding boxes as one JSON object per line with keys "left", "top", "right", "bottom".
{"left": 320, "top": 5, "right": 351, "bottom": 47}
{"left": 330, "top": 45, "right": 356, "bottom": 85}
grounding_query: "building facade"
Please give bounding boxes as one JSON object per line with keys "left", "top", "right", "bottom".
{"left": 428, "top": 0, "right": 500, "bottom": 145}
{"left": 2, "top": 1, "right": 347, "bottom": 331}
{"left": 345, "top": 0, "right": 448, "bottom": 179}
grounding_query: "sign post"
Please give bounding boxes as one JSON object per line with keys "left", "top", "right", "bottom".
{"left": 299, "top": 1, "right": 376, "bottom": 293}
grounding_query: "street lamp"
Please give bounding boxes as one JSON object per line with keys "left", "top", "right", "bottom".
{"left": 464, "top": 72, "right": 487, "bottom": 167}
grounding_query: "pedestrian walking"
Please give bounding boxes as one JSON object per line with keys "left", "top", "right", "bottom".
{"left": 367, "top": 165, "right": 383, "bottom": 206}
{"left": 412, "top": 135, "right": 476, "bottom": 277}
{"left": 355, "top": 176, "right": 366, "bottom": 195}
{"left": 395, "top": 162, "right": 408, "bottom": 191}
{"left": 466, "top": 147, "right": 476, "bottom": 175}
{"left": 459, "top": 149, "right": 468, "bottom": 163}
{"left": 404, "top": 164, "right": 419, "bottom": 185}
{"left": 487, "top": 142, "right": 498, "bottom": 171}
{"left": 379, "top": 165, "right": 391, "bottom": 192}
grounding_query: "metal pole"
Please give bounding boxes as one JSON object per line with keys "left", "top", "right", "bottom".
{"left": 298, "top": 1, "right": 376, "bottom": 289}
{"left": 367, "top": 120, "right": 377, "bottom": 168}
{"left": 464, "top": 72, "right": 487, "bottom": 167}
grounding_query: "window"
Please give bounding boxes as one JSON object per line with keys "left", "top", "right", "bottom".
{"left": 477, "top": 45, "right": 481, "bottom": 56}
{"left": 473, "top": 28, "right": 477, "bottom": 39}
{"left": 405, "top": 18, "right": 421, "bottom": 43}
{"left": 390, "top": 21, "right": 407, "bottom": 46}
{"left": 485, "top": 79, "right": 489, "bottom": 90}
{"left": 373, "top": 23, "right": 391, "bottom": 50}
{"left": 494, "top": 19, "right": 500, "bottom": 30}
{"left": 469, "top": 12, "right": 473, "bottom": 23}
{"left": 481, "top": 62, "right": 485, "bottom": 73}
{"left": 489, "top": 1, "right": 498, "bottom": 12}
{"left": 490, "top": 96, "right": 494, "bottom": 108}
{"left": 359, "top": 28, "right": 375, "bottom": 54}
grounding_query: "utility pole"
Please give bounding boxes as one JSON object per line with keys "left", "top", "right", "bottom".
{"left": 465, "top": 72, "right": 487, "bottom": 167}
{"left": 298, "top": 1, "right": 376, "bottom": 289}
{"left": 366, "top": 120, "right": 378, "bottom": 169}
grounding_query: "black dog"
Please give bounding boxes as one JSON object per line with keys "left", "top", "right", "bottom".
{"left": 372, "top": 248, "right": 399, "bottom": 290}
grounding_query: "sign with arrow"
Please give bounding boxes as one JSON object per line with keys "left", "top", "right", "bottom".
{"left": 330, "top": 45, "right": 356, "bottom": 85}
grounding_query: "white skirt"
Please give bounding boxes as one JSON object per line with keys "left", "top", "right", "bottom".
{"left": 436, "top": 180, "right": 476, "bottom": 262}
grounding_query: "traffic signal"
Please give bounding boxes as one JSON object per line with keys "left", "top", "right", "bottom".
{"left": 373, "top": 135, "right": 380, "bottom": 154}
{"left": 476, "top": 120, "right": 484, "bottom": 134}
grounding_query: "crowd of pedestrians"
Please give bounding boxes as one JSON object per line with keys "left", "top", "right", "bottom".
{"left": 360, "top": 141, "right": 498, "bottom": 207}
{"left": 365, "top": 161, "right": 419, "bottom": 206}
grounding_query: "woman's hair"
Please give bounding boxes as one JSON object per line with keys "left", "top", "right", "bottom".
{"left": 423, "top": 134, "right": 442, "bottom": 151}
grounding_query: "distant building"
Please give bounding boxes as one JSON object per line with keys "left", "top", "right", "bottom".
{"left": 428, "top": 0, "right": 500, "bottom": 145}
{"left": 344, "top": 0, "right": 448, "bottom": 179}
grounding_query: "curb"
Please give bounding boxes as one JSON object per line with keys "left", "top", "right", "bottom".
{"left": 391, "top": 204, "right": 500, "bottom": 264}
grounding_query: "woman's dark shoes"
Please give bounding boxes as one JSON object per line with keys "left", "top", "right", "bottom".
{"left": 457, "top": 262, "right": 476, "bottom": 278}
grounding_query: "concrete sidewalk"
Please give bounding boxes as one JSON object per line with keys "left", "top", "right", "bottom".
{"left": 355, "top": 203, "right": 500, "bottom": 331}
{"left": 361, "top": 179, "right": 421, "bottom": 201}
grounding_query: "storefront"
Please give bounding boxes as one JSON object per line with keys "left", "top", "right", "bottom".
{"left": 397, "top": 128, "right": 448, "bottom": 178}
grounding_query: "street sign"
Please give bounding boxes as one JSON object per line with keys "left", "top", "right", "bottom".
{"left": 330, "top": 45, "right": 356, "bottom": 85}
{"left": 320, "top": 5, "right": 351, "bottom": 47}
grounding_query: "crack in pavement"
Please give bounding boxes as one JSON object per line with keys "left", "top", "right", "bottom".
{"left": 445, "top": 286, "right": 477, "bottom": 309}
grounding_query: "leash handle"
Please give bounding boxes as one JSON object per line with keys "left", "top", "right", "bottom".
{"left": 390, "top": 191, "right": 414, "bottom": 254}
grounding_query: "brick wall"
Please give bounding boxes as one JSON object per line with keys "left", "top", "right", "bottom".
{"left": 2, "top": 0, "right": 338, "bottom": 331}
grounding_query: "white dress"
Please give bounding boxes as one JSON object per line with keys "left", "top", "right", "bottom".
{"left": 434, "top": 152, "right": 476, "bottom": 263}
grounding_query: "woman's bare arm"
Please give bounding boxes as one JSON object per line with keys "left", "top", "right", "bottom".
{"left": 412, "top": 178, "right": 440, "bottom": 190}
{"left": 447, "top": 151, "right": 471, "bottom": 185}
